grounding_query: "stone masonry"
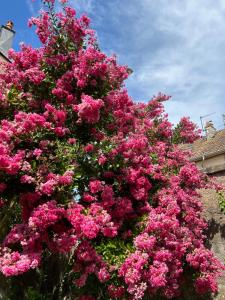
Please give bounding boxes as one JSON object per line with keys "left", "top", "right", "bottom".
{"left": 200, "top": 171, "right": 225, "bottom": 300}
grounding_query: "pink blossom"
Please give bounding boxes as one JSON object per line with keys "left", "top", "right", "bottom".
{"left": 84, "top": 143, "right": 94, "bottom": 152}
{"left": 20, "top": 175, "right": 35, "bottom": 184}
{"left": 80, "top": 217, "right": 99, "bottom": 239}
{"left": 58, "top": 171, "right": 74, "bottom": 185}
{"left": 0, "top": 1, "right": 223, "bottom": 298}
{"left": 89, "top": 180, "right": 103, "bottom": 194}
{"left": 98, "top": 155, "right": 107, "bottom": 165}
{"left": 38, "top": 179, "right": 57, "bottom": 196}
{"left": 33, "top": 148, "right": 42, "bottom": 157}
{"left": 74, "top": 94, "right": 104, "bottom": 124}
{"left": 134, "top": 233, "right": 156, "bottom": 252}
{"left": 97, "top": 267, "right": 110, "bottom": 282}
{"left": 108, "top": 285, "right": 125, "bottom": 298}
{"left": 83, "top": 193, "right": 96, "bottom": 202}
{"left": 0, "top": 250, "right": 41, "bottom": 276}
{"left": 68, "top": 138, "right": 76, "bottom": 145}
{"left": 29, "top": 201, "right": 65, "bottom": 231}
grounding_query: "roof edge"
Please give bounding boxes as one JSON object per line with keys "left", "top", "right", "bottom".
{"left": 1, "top": 25, "right": 15, "bottom": 34}
{"left": 191, "top": 148, "right": 225, "bottom": 162}
{"left": 0, "top": 52, "right": 10, "bottom": 62}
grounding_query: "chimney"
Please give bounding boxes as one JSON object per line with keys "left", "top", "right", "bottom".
{"left": 0, "top": 21, "right": 15, "bottom": 61}
{"left": 205, "top": 120, "right": 216, "bottom": 139}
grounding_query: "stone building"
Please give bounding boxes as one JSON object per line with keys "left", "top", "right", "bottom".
{"left": 190, "top": 121, "right": 225, "bottom": 174}
{"left": 184, "top": 121, "right": 225, "bottom": 299}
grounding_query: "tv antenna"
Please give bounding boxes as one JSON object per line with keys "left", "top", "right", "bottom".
{"left": 200, "top": 112, "right": 216, "bottom": 134}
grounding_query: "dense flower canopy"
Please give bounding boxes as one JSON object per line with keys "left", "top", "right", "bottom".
{"left": 0, "top": 0, "right": 224, "bottom": 299}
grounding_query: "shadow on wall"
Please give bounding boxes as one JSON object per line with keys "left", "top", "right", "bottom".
{"left": 206, "top": 218, "right": 225, "bottom": 249}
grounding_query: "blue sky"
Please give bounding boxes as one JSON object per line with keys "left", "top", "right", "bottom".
{"left": 1, "top": 0, "right": 225, "bottom": 129}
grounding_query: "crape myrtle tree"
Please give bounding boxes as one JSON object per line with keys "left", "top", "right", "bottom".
{"left": 0, "top": 0, "right": 224, "bottom": 299}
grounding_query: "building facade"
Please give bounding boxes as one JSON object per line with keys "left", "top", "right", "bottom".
{"left": 184, "top": 123, "right": 225, "bottom": 299}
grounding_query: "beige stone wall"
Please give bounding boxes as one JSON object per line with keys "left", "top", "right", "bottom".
{"left": 195, "top": 154, "right": 225, "bottom": 174}
{"left": 196, "top": 154, "right": 225, "bottom": 170}
{"left": 200, "top": 171, "right": 225, "bottom": 299}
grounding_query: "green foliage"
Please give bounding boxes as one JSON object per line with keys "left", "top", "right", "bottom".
{"left": 0, "top": 197, "right": 22, "bottom": 242}
{"left": 95, "top": 237, "right": 135, "bottom": 267}
{"left": 218, "top": 191, "right": 225, "bottom": 213}
{"left": 25, "top": 287, "right": 43, "bottom": 300}
{"left": 172, "top": 122, "right": 183, "bottom": 144}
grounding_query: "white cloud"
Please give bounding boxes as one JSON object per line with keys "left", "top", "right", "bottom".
{"left": 25, "top": 0, "right": 225, "bottom": 128}
{"left": 26, "top": 0, "right": 42, "bottom": 16}
{"left": 26, "top": 0, "right": 36, "bottom": 15}
{"left": 70, "top": 0, "right": 94, "bottom": 14}
{"left": 85, "top": 0, "right": 225, "bottom": 127}
{"left": 136, "top": 0, "right": 225, "bottom": 127}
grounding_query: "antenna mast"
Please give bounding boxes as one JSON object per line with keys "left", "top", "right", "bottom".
{"left": 200, "top": 112, "right": 216, "bottom": 135}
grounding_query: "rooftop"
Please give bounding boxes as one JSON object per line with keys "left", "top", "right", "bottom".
{"left": 180, "top": 128, "right": 225, "bottom": 162}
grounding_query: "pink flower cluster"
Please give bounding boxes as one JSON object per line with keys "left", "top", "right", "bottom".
{"left": 73, "top": 94, "right": 104, "bottom": 124}
{"left": 178, "top": 116, "right": 201, "bottom": 143}
{"left": 0, "top": 0, "right": 223, "bottom": 299}
{"left": 28, "top": 201, "right": 65, "bottom": 231}
{"left": 67, "top": 203, "right": 117, "bottom": 239}
{"left": 0, "top": 249, "right": 40, "bottom": 277}
{"left": 38, "top": 171, "right": 74, "bottom": 196}
{"left": 187, "top": 247, "right": 223, "bottom": 294}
